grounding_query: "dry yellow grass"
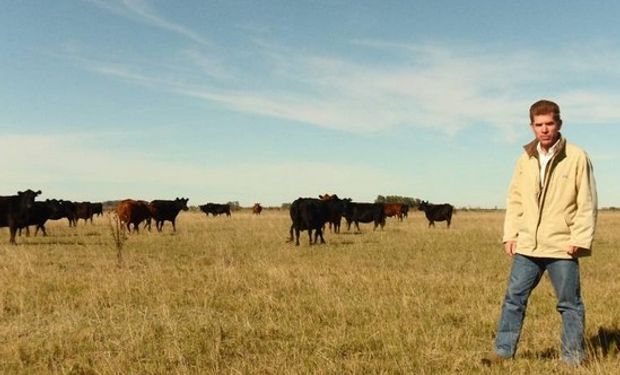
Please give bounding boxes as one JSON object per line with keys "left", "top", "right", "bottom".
{"left": 1, "top": 210, "right": 619, "bottom": 374}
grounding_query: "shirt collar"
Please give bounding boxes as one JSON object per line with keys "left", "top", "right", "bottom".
{"left": 536, "top": 137, "right": 561, "bottom": 157}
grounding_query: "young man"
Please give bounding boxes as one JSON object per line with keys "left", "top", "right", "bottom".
{"left": 483, "top": 100, "right": 598, "bottom": 366}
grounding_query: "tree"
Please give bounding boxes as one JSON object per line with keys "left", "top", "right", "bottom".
{"left": 375, "top": 195, "right": 421, "bottom": 208}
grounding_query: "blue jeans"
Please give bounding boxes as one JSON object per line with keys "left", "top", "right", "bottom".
{"left": 495, "top": 254, "right": 585, "bottom": 364}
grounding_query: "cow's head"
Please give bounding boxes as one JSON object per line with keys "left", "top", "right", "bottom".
{"left": 175, "top": 197, "right": 189, "bottom": 211}
{"left": 18, "top": 189, "right": 41, "bottom": 209}
{"left": 418, "top": 200, "right": 429, "bottom": 211}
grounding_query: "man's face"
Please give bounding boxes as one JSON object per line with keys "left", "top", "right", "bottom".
{"left": 531, "top": 113, "right": 561, "bottom": 151}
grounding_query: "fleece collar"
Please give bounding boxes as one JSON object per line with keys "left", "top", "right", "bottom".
{"left": 523, "top": 133, "right": 566, "bottom": 159}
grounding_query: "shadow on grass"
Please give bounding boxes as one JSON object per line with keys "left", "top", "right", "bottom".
{"left": 521, "top": 347, "right": 558, "bottom": 360}
{"left": 588, "top": 327, "right": 620, "bottom": 358}
{"left": 21, "top": 240, "right": 89, "bottom": 246}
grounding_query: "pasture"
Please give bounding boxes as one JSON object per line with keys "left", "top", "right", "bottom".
{"left": 1, "top": 210, "right": 619, "bottom": 374}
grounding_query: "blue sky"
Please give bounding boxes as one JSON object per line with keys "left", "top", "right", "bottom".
{"left": 2, "top": 0, "right": 620, "bottom": 208}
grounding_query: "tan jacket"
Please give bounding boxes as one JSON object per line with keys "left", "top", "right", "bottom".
{"left": 503, "top": 136, "right": 597, "bottom": 259}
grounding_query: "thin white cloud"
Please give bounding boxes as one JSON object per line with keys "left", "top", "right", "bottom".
{"left": 85, "top": 0, "right": 209, "bottom": 45}
{"left": 69, "top": 5, "right": 620, "bottom": 139}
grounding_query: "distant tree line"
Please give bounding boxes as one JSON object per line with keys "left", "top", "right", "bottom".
{"left": 375, "top": 195, "right": 421, "bottom": 208}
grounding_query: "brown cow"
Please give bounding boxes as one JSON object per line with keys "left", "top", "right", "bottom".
{"left": 116, "top": 199, "right": 152, "bottom": 232}
{"left": 384, "top": 203, "right": 406, "bottom": 221}
{"left": 252, "top": 203, "right": 263, "bottom": 215}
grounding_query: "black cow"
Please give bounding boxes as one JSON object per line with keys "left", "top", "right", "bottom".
{"left": 343, "top": 202, "right": 386, "bottom": 232}
{"left": 59, "top": 200, "right": 78, "bottom": 227}
{"left": 319, "top": 194, "right": 350, "bottom": 233}
{"left": 199, "top": 203, "right": 231, "bottom": 217}
{"left": 18, "top": 199, "right": 64, "bottom": 236}
{"left": 92, "top": 202, "right": 103, "bottom": 217}
{"left": 418, "top": 201, "right": 454, "bottom": 228}
{"left": 288, "top": 197, "right": 330, "bottom": 246}
{"left": 0, "top": 189, "right": 41, "bottom": 244}
{"left": 289, "top": 195, "right": 351, "bottom": 246}
{"left": 400, "top": 204, "right": 409, "bottom": 219}
{"left": 75, "top": 201, "right": 94, "bottom": 224}
{"left": 149, "top": 198, "right": 189, "bottom": 232}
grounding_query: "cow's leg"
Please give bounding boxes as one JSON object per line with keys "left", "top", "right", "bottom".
{"left": 172, "top": 220, "right": 176, "bottom": 232}
{"left": 447, "top": 217, "right": 451, "bottom": 228}
{"left": 39, "top": 225, "right": 47, "bottom": 236}
{"left": 295, "top": 228, "right": 301, "bottom": 246}
{"left": 308, "top": 229, "right": 313, "bottom": 245}
{"left": 318, "top": 228, "right": 325, "bottom": 244}
{"left": 9, "top": 225, "right": 17, "bottom": 245}
{"left": 355, "top": 221, "right": 361, "bottom": 232}
{"left": 288, "top": 225, "right": 294, "bottom": 242}
{"left": 25, "top": 226, "right": 31, "bottom": 237}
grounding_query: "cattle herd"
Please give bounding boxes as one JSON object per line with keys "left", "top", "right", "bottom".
{"left": 0, "top": 189, "right": 454, "bottom": 245}
{"left": 288, "top": 194, "right": 452, "bottom": 246}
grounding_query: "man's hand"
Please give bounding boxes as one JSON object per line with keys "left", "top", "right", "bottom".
{"left": 503, "top": 241, "right": 517, "bottom": 257}
{"left": 567, "top": 245, "right": 585, "bottom": 257}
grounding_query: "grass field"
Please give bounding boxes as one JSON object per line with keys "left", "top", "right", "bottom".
{"left": 1, "top": 210, "right": 619, "bottom": 374}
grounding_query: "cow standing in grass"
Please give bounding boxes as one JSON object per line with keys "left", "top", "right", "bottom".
{"left": 384, "top": 203, "right": 407, "bottom": 221}
{"left": 319, "top": 194, "right": 349, "bottom": 233}
{"left": 92, "top": 202, "right": 103, "bottom": 217}
{"left": 288, "top": 197, "right": 325, "bottom": 246}
{"left": 61, "top": 200, "right": 78, "bottom": 227}
{"left": 400, "top": 204, "right": 409, "bottom": 219}
{"left": 116, "top": 199, "right": 152, "bottom": 233}
{"left": 252, "top": 203, "right": 263, "bottom": 215}
{"left": 149, "top": 198, "right": 189, "bottom": 232}
{"left": 418, "top": 201, "right": 454, "bottom": 228}
{"left": 343, "top": 202, "right": 386, "bottom": 232}
{"left": 288, "top": 197, "right": 331, "bottom": 246}
{"left": 199, "top": 203, "right": 231, "bottom": 217}
{"left": 0, "top": 189, "right": 41, "bottom": 244}
{"left": 18, "top": 199, "right": 64, "bottom": 237}
{"left": 75, "top": 201, "right": 94, "bottom": 224}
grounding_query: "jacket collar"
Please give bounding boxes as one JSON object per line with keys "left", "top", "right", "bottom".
{"left": 523, "top": 133, "right": 566, "bottom": 159}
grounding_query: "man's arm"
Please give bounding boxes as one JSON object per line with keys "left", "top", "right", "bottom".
{"left": 503, "top": 157, "right": 524, "bottom": 252}
{"left": 567, "top": 153, "right": 597, "bottom": 254}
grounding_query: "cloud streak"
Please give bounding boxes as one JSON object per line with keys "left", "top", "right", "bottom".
{"left": 78, "top": 2, "right": 620, "bottom": 140}
{"left": 85, "top": 0, "right": 209, "bottom": 45}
